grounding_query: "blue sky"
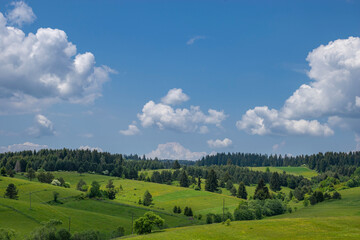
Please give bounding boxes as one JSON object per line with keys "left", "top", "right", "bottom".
{"left": 0, "top": 0, "right": 360, "bottom": 159}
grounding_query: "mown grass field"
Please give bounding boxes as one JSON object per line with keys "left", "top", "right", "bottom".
{"left": 249, "top": 166, "right": 318, "bottom": 178}
{"left": 121, "top": 187, "right": 360, "bottom": 240}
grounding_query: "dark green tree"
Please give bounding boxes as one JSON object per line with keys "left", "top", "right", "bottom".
{"left": 143, "top": 190, "right": 153, "bottom": 206}
{"left": 226, "top": 180, "right": 233, "bottom": 190}
{"left": 88, "top": 181, "right": 102, "bottom": 198}
{"left": 205, "top": 169, "right": 218, "bottom": 192}
{"left": 134, "top": 212, "right": 164, "bottom": 234}
{"left": 106, "top": 179, "right": 117, "bottom": 200}
{"left": 230, "top": 186, "right": 237, "bottom": 196}
{"left": 237, "top": 182, "right": 248, "bottom": 199}
{"left": 26, "top": 168, "right": 36, "bottom": 181}
{"left": 270, "top": 172, "right": 281, "bottom": 191}
{"left": 172, "top": 160, "right": 181, "bottom": 169}
{"left": 173, "top": 206, "right": 178, "bottom": 213}
{"left": 254, "top": 178, "right": 271, "bottom": 200}
{"left": 4, "top": 184, "right": 18, "bottom": 200}
{"left": 179, "top": 171, "right": 190, "bottom": 188}
{"left": 1, "top": 167, "right": 7, "bottom": 176}
{"left": 197, "top": 176, "right": 201, "bottom": 189}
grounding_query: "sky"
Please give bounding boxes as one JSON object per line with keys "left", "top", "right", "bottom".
{"left": 0, "top": 0, "right": 360, "bottom": 160}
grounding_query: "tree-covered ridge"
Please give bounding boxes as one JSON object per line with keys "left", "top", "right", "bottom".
{"left": 0, "top": 149, "right": 174, "bottom": 178}
{"left": 197, "top": 152, "right": 360, "bottom": 175}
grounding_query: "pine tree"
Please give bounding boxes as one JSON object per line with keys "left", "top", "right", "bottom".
{"left": 197, "top": 176, "right": 201, "bottom": 189}
{"left": 184, "top": 206, "right": 189, "bottom": 216}
{"left": 253, "top": 178, "right": 271, "bottom": 200}
{"left": 205, "top": 169, "right": 218, "bottom": 192}
{"left": 230, "top": 186, "right": 237, "bottom": 196}
{"left": 226, "top": 180, "right": 233, "bottom": 190}
{"left": 172, "top": 160, "right": 181, "bottom": 169}
{"left": 270, "top": 172, "right": 281, "bottom": 191}
{"left": 179, "top": 170, "right": 190, "bottom": 187}
{"left": 4, "top": 183, "right": 18, "bottom": 199}
{"left": 237, "top": 182, "right": 247, "bottom": 199}
{"left": 143, "top": 190, "right": 153, "bottom": 206}
{"left": 173, "top": 206, "right": 178, "bottom": 213}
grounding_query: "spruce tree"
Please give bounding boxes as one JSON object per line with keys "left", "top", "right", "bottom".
{"left": 205, "top": 169, "right": 218, "bottom": 192}
{"left": 237, "top": 182, "right": 247, "bottom": 199}
{"left": 197, "top": 176, "right": 201, "bottom": 189}
{"left": 270, "top": 172, "right": 281, "bottom": 191}
{"left": 172, "top": 160, "right": 181, "bottom": 169}
{"left": 179, "top": 170, "right": 190, "bottom": 187}
{"left": 230, "top": 186, "right": 237, "bottom": 196}
{"left": 253, "top": 178, "right": 271, "bottom": 200}
{"left": 143, "top": 190, "right": 153, "bottom": 206}
{"left": 4, "top": 183, "right": 18, "bottom": 199}
{"left": 173, "top": 206, "right": 178, "bottom": 213}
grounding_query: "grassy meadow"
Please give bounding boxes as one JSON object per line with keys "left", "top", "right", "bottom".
{"left": 249, "top": 166, "right": 318, "bottom": 178}
{"left": 121, "top": 187, "right": 360, "bottom": 240}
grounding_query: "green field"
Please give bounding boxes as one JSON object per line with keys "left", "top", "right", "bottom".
{"left": 122, "top": 187, "right": 360, "bottom": 240}
{"left": 52, "top": 171, "right": 242, "bottom": 215}
{"left": 249, "top": 166, "right": 318, "bottom": 178}
{"left": 0, "top": 175, "right": 196, "bottom": 239}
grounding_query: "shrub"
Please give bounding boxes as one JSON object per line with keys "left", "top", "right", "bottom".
{"left": 332, "top": 191, "right": 342, "bottom": 199}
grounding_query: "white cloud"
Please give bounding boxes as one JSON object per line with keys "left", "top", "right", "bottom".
{"left": 138, "top": 100, "right": 226, "bottom": 133}
{"left": 356, "top": 96, "right": 360, "bottom": 107}
{"left": 0, "top": 6, "right": 113, "bottom": 115}
{"left": 6, "top": 1, "right": 36, "bottom": 26}
{"left": 79, "top": 145, "right": 103, "bottom": 152}
{"left": 147, "top": 142, "right": 207, "bottom": 161}
{"left": 27, "top": 114, "right": 55, "bottom": 137}
{"left": 237, "top": 106, "right": 333, "bottom": 136}
{"left": 207, "top": 138, "right": 232, "bottom": 148}
{"left": 273, "top": 141, "right": 286, "bottom": 152}
{"left": 161, "top": 88, "right": 189, "bottom": 105}
{"left": 0, "top": 142, "right": 48, "bottom": 153}
{"left": 237, "top": 37, "right": 360, "bottom": 137}
{"left": 199, "top": 125, "right": 209, "bottom": 134}
{"left": 120, "top": 124, "right": 140, "bottom": 136}
{"left": 187, "top": 36, "right": 206, "bottom": 45}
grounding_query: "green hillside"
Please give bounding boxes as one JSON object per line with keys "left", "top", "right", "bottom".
{"left": 121, "top": 187, "right": 360, "bottom": 240}
{"left": 0, "top": 175, "right": 195, "bottom": 239}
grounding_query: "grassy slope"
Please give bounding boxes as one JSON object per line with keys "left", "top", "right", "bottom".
{"left": 249, "top": 166, "right": 318, "bottom": 178}
{"left": 122, "top": 187, "right": 360, "bottom": 240}
{"left": 53, "top": 172, "right": 242, "bottom": 215}
{"left": 0, "top": 176, "right": 193, "bottom": 239}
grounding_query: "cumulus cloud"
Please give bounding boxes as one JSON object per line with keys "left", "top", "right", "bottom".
{"left": 146, "top": 142, "right": 207, "bottom": 160}
{"left": 187, "top": 36, "right": 206, "bottom": 45}
{"left": 0, "top": 5, "right": 113, "bottom": 114}
{"left": 137, "top": 88, "right": 226, "bottom": 133}
{"left": 79, "top": 145, "right": 103, "bottom": 152}
{"left": 237, "top": 37, "right": 360, "bottom": 137}
{"left": 355, "top": 134, "right": 360, "bottom": 151}
{"left": 6, "top": 1, "right": 36, "bottom": 26}
{"left": 120, "top": 123, "right": 140, "bottom": 136}
{"left": 161, "top": 88, "right": 189, "bottom": 105}
{"left": 207, "top": 138, "right": 232, "bottom": 148}
{"left": 138, "top": 101, "right": 226, "bottom": 132}
{"left": 0, "top": 142, "right": 48, "bottom": 153}
{"left": 27, "top": 114, "right": 55, "bottom": 137}
{"left": 237, "top": 106, "right": 333, "bottom": 136}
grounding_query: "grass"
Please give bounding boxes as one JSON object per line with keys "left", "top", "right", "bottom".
{"left": 249, "top": 166, "right": 318, "bottom": 178}
{"left": 52, "top": 171, "right": 242, "bottom": 215}
{"left": 121, "top": 187, "right": 360, "bottom": 240}
{"left": 0, "top": 175, "right": 196, "bottom": 239}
